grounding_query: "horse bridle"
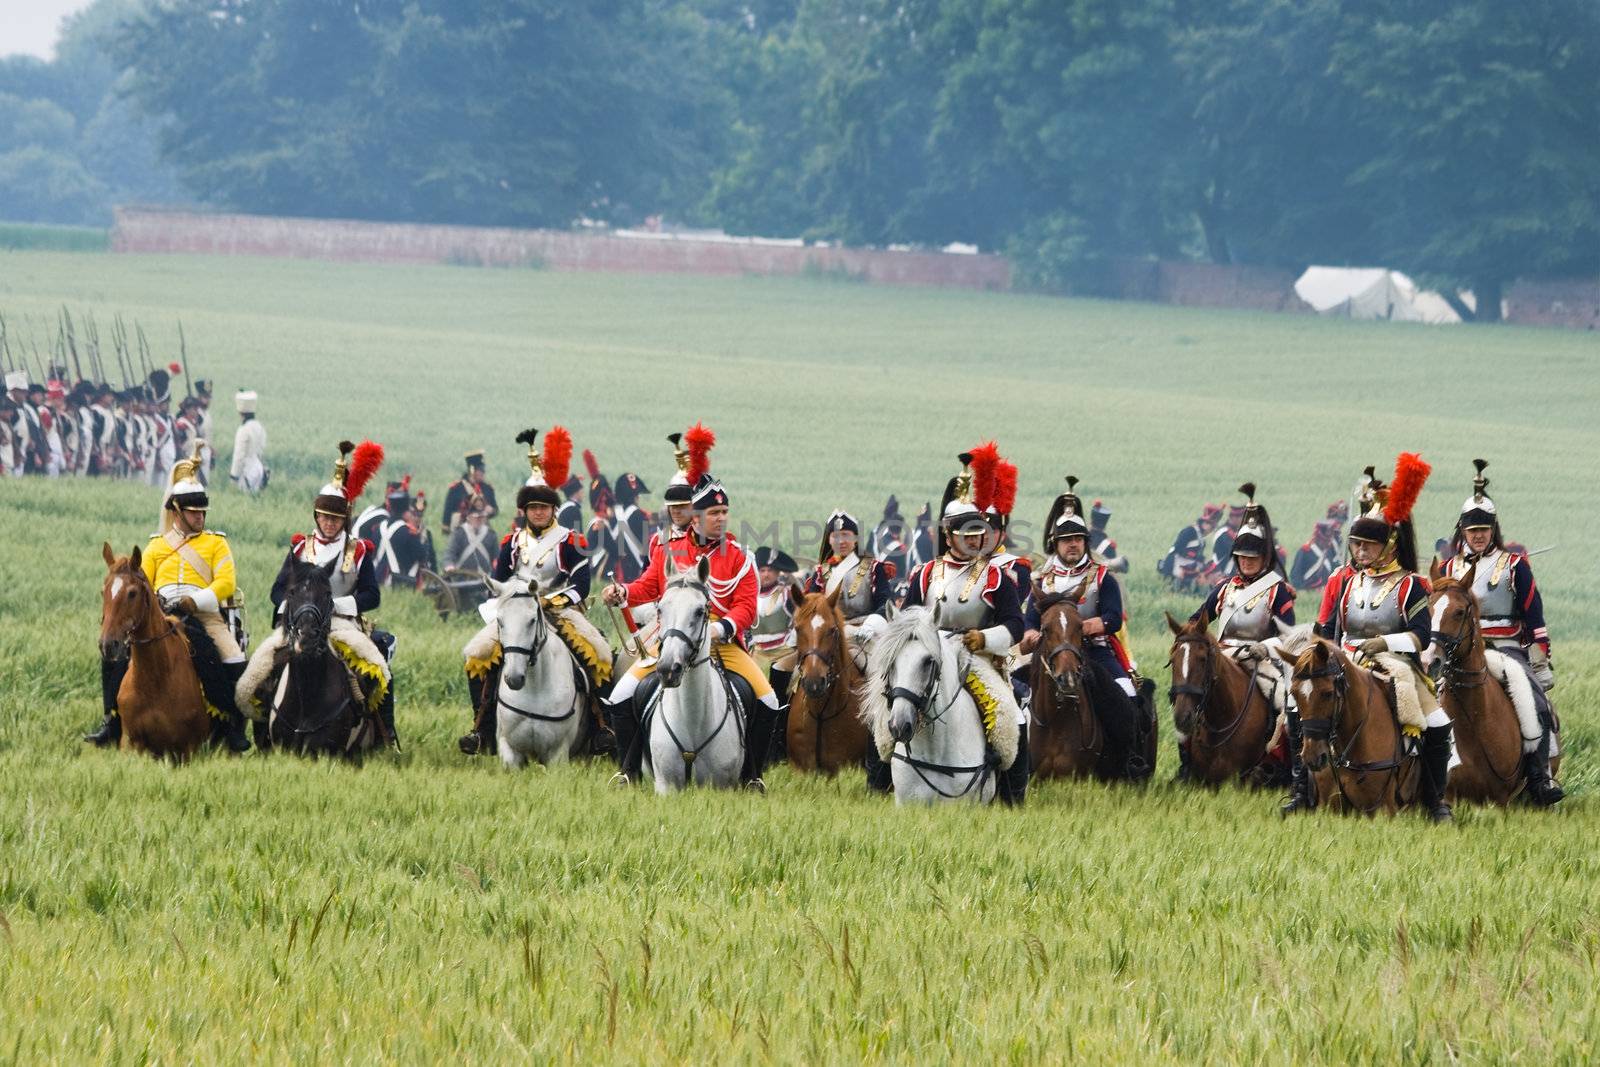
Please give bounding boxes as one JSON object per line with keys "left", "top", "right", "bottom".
{"left": 1040, "top": 628, "right": 1084, "bottom": 697}
{"left": 108, "top": 577, "right": 178, "bottom": 649}
{"left": 659, "top": 576, "right": 713, "bottom": 671}
{"left": 1168, "top": 634, "right": 1257, "bottom": 748}
{"left": 1430, "top": 591, "right": 1486, "bottom": 690}
{"left": 886, "top": 644, "right": 995, "bottom": 799}
{"left": 499, "top": 590, "right": 550, "bottom": 664}
{"left": 1298, "top": 654, "right": 1401, "bottom": 814}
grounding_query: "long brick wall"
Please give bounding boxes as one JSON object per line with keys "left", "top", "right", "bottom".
{"left": 110, "top": 207, "right": 1012, "bottom": 291}
{"left": 1505, "top": 277, "right": 1600, "bottom": 329}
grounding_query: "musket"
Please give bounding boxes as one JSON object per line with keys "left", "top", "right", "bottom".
{"left": 177, "top": 319, "right": 192, "bottom": 396}
{"left": 0, "top": 311, "right": 10, "bottom": 373}
{"left": 85, "top": 313, "right": 104, "bottom": 383}
{"left": 62, "top": 306, "right": 83, "bottom": 384}
{"left": 112, "top": 314, "right": 131, "bottom": 387}
{"left": 135, "top": 322, "right": 152, "bottom": 381}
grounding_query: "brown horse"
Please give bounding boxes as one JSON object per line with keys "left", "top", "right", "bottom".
{"left": 787, "top": 591, "right": 869, "bottom": 775}
{"left": 1291, "top": 637, "right": 1420, "bottom": 815}
{"left": 98, "top": 542, "right": 212, "bottom": 759}
{"left": 1029, "top": 590, "right": 1098, "bottom": 778}
{"left": 1164, "top": 614, "right": 1279, "bottom": 786}
{"left": 1030, "top": 589, "right": 1153, "bottom": 782}
{"left": 1425, "top": 560, "right": 1554, "bottom": 804}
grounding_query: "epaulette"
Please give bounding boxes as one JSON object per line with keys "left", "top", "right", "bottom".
{"left": 500, "top": 532, "right": 515, "bottom": 546}
{"left": 290, "top": 533, "right": 308, "bottom": 549}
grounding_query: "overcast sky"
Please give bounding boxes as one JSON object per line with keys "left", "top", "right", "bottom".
{"left": 3, "top": 0, "right": 96, "bottom": 60}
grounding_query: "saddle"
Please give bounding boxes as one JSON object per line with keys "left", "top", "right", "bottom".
{"left": 631, "top": 662, "right": 756, "bottom": 774}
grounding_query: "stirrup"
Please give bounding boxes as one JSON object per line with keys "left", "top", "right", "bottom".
{"left": 608, "top": 771, "right": 631, "bottom": 787}
{"left": 744, "top": 777, "right": 767, "bottom": 795}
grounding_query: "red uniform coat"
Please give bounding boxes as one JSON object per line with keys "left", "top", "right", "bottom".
{"left": 625, "top": 532, "right": 758, "bottom": 644}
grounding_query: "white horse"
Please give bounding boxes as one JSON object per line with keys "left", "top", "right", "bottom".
{"left": 490, "top": 578, "right": 586, "bottom": 768}
{"left": 644, "top": 554, "right": 745, "bottom": 793}
{"left": 862, "top": 607, "right": 1004, "bottom": 805}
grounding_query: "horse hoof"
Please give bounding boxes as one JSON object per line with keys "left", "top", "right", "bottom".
{"left": 458, "top": 734, "right": 482, "bottom": 755}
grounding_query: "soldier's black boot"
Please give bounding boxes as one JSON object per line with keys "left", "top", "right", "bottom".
{"left": 1522, "top": 727, "right": 1564, "bottom": 806}
{"left": 999, "top": 723, "right": 1029, "bottom": 807}
{"left": 87, "top": 655, "right": 127, "bottom": 746}
{"left": 864, "top": 742, "right": 892, "bottom": 794}
{"left": 767, "top": 667, "right": 793, "bottom": 762}
{"left": 742, "top": 700, "right": 778, "bottom": 794}
{"left": 1421, "top": 723, "right": 1455, "bottom": 823}
{"left": 460, "top": 673, "right": 487, "bottom": 755}
{"left": 84, "top": 714, "right": 121, "bottom": 746}
{"left": 1173, "top": 739, "right": 1194, "bottom": 784}
{"left": 608, "top": 699, "right": 641, "bottom": 786}
{"left": 220, "top": 662, "right": 252, "bottom": 753}
{"left": 378, "top": 685, "right": 400, "bottom": 752}
{"left": 1280, "top": 710, "right": 1312, "bottom": 816}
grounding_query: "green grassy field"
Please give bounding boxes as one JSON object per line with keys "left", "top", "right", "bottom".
{"left": 2, "top": 250, "right": 1599, "bottom": 1062}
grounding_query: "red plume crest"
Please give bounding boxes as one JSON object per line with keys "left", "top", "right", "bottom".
{"left": 994, "top": 459, "right": 1018, "bottom": 517}
{"left": 968, "top": 441, "right": 1001, "bottom": 511}
{"left": 685, "top": 422, "right": 715, "bottom": 485}
{"left": 345, "top": 440, "right": 384, "bottom": 503}
{"left": 582, "top": 448, "right": 601, "bottom": 481}
{"left": 167, "top": 361, "right": 182, "bottom": 374}
{"left": 542, "top": 426, "right": 573, "bottom": 490}
{"left": 1384, "top": 452, "right": 1431, "bottom": 525}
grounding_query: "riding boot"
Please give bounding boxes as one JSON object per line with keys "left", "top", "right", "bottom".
{"left": 768, "top": 667, "right": 793, "bottom": 762}
{"left": 742, "top": 701, "right": 778, "bottom": 792}
{"left": 220, "top": 662, "right": 252, "bottom": 753}
{"left": 1172, "top": 739, "right": 1193, "bottom": 784}
{"left": 1280, "top": 710, "right": 1311, "bottom": 815}
{"left": 460, "top": 674, "right": 486, "bottom": 755}
{"left": 864, "top": 742, "right": 892, "bottom": 794}
{"left": 608, "top": 700, "right": 641, "bottom": 786}
{"left": 1420, "top": 723, "right": 1455, "bottom": 823}
{"left": 86, "top": 655, "right": 127, "bottom": 746}
{"left": 1000, "top": 723, "right": 1030, "bottom": 807}
{"left": 1522, "top": 728, "right": 1564, "bottom": 806}
{"left": 378, "top": 684, "right": 400, "bottom": 752}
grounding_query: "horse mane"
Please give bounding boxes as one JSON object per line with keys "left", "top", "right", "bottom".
{"left": 859, "top": 607, "right": 957, "bottom": 733}
{"left": 1034, "top": 589, "right": 1074, "bottom": 615}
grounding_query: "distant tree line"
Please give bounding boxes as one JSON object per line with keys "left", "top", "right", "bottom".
{"left": 12, "top": 1, "right": 1600, "bottom": 320}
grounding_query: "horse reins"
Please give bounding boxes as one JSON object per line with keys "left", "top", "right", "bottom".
{"left": 887, "top": 648, "right": 995, "bottom": 799}
{"left": 1430, "top": 591, "right": 1521, "bottom": 789}
{"left": 1168, "top": 635, "right": 1258, "bottom": 750}
{"left": 1298, "top": 656, "right": 1402, "bottom": 815}
{"left": 650, "top": 574, "right": 740, "bottom": 783}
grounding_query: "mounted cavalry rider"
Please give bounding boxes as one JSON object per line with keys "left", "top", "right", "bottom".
{"left": 442, "top": 449, "right": 498, "bottom": 535}
{"left": 85, "top": 442, "right": 253, "bottom": 752}
{"left": 625, "top": 425, "right": 713, "bottom": 639}
{"left": 897, "top": 449, "right": 1027, "bottom": 803}
{"left": 800, "top": 509, "right": 896, "bottom": 653}
{"left": 751, "top": 546, "right": 800, "bottom": 673}
{"left": 1441, "top": 459, "right": 1562, "bottom": 805}
{"left": 1309, "top": 454, "right": 1453, "bottom": 822}
{"left": 1187, "top": 482, "right": 1296, "bottom": 777}
{"left": 602, "top": 468, "right": 780, "bottom": 791}
{"left": 458, "top": 427, "right": 612, "bottom": 755}
{"left": 240, "top": 440, "right": 397, "bottom": 746}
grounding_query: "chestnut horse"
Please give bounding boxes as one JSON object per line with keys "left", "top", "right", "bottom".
{"left": 98, "top": 542, "right": 212, "bottom": 758}
{"left": 1290, "top": 637, "right": 1421, "bottom": 815}
{"left": 787, "top": 591, "right": 869, "bottom": 774}
{"left": 1425, "top": 561, "right": 1553, "bottom": 804}
{"left": 1029, "top": 589, "right": 1154, "bottom": 782}
{"left": 1164, "top": 614, "right": 1279, "bottom": 786}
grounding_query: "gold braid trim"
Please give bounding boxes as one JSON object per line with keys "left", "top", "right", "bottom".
{"left": 964, "top": 669, "right": 1000, "bottom": 738}
{"left": 552, "top": 613, "right": 614, "bottom": 686}
{"left": 465, "top": 644, "right": 504, "bottom": 680}
{"left": 331, "top": 637, "right": 389, "bottom": 712}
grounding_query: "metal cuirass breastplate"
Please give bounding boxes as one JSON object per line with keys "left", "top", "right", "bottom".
{"left": 515, "top": 527, "right": 567, "bottom": 589}
{"left": 927, "top": 559, "right": 992, "bottom": 631}
{"left": 300, "top": 535, "right": 360, "bottom": 599}
{"left": 1341, "top": 572, "right": 1405, "bottom": 639}
{"left": 1454, "top": 551, "right": 1515, "bottom": 624}
{"left": 752, "top": 590, "right": 790, "bottom": 638}
{"left": 828, "top": 556, "right": 877, "bottom": 620}
{"left": 1220, "top": 582, "right": 1277, "bottom": 642}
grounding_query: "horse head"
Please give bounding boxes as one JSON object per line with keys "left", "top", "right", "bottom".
{"left": 1164, "top": 611, "right": 1213, "bottom": 736}
{"left": 283, "top": 558, "right": 336, "bottom": 656}
{"left": 794, "top": 588, "right": 845, "bottom": 700}
{"left": 1035, "top": 584, "right": 1085, "bottom": 704}
{"left": 100, "top": 541, "right": 152, "bottom": 659}
{"left": 1423, "top": 561, "right": 1479, "bottom": 672}
{"left": 491, "top": 577, "right": 544, "bottom": 690}
{"left": 1292, "top": 638, "right": 1346, "bottom": 772}
{"left": 656, "top": 555, "right": 712, "bottom": 689}
{"left": 867, "top": 607, "right": 947, "bottom": 746}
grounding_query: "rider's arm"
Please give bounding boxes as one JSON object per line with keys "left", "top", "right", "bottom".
{"left": 269, "top": 547, "right": 296, "bottom": 609}
{"left": 623, "top": 542, "right": 665, "bottom": 607}
{"left": 975, "top": 568, "right": 1025, "bottom": 654}
{"left": 1273, "top": 583, "right": 1296, "bottom": 628}
{"left": 1191, "top": 583, "right": 1222, "bottom": 626}
{"left": 1381, "top": 577, "right": 1430, "bottom": 654}
{"left": 192, "top": 536, "right": 236, "bottom": 613}
{"left": 491, "top": 534, "right": 515, "bottom": 581}
{"left": 141, "top": 538, "right": 160, "bottom": 586}
{"left": 713, "top": 550, "right": 759, "bottom": 641}
{"left": 1313, "top": 569, "right": 1345, "bottom": 639}
{"left": 351, "top": 544, "right": 381, "bottom": 615}
{"left": 558, "top": 535, "right": 591, "bottom": 601}
{"left": 1513, "top": 556, "right": 1550, "bottom": 656}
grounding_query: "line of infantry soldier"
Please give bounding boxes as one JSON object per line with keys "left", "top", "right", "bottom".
{"left": 83, "top": 429, "right": 1564, "bottom": 817}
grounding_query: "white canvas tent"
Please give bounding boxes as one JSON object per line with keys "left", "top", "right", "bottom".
{"left": 1295, "top": 267, "right": 1460, "bottom": 324}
